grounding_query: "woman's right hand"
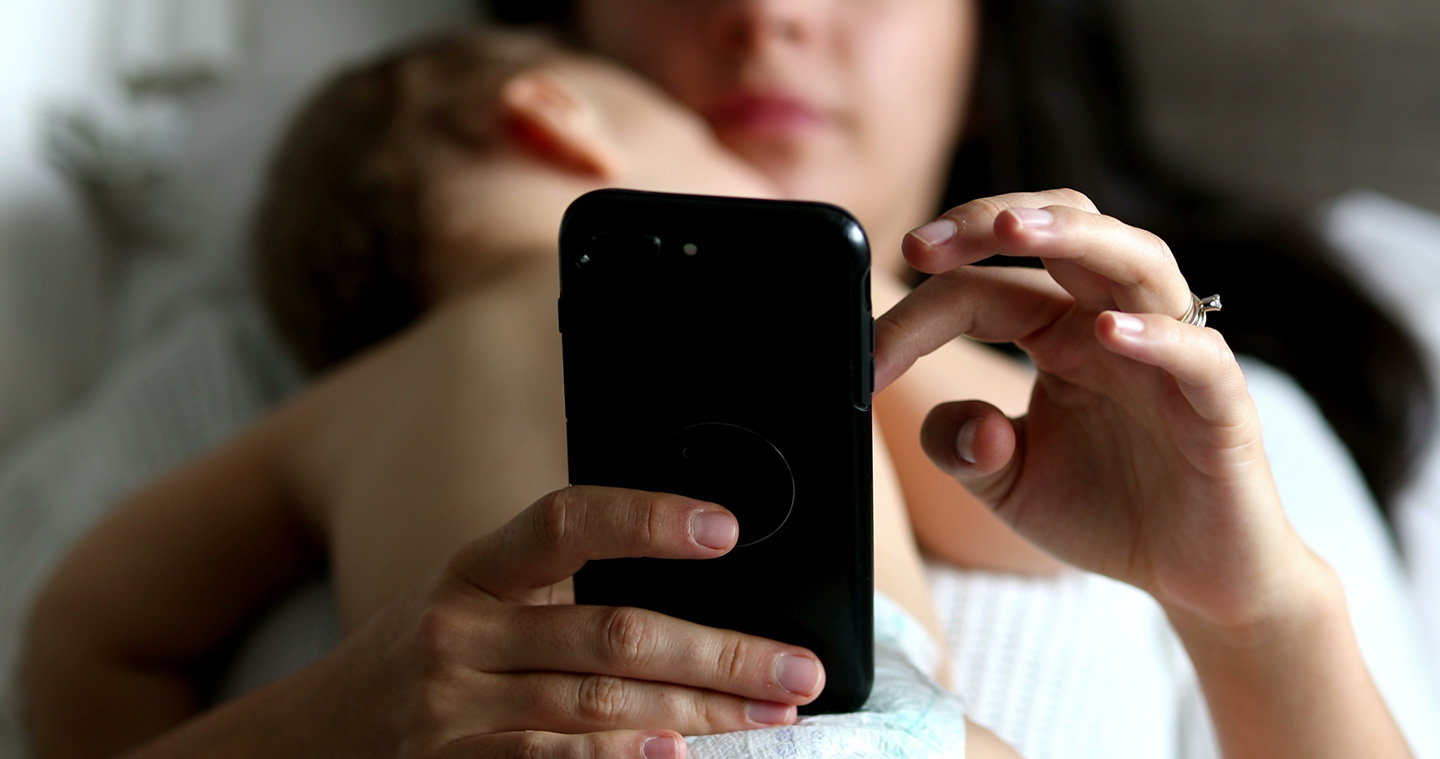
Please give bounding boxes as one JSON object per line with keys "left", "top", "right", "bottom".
{"left": 247, "top": 486, "right": 823, "bottom": 759}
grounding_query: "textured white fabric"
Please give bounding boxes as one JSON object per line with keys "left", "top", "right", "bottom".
{"left": 928, "top": 568, "right": 1183, "bottom": 758}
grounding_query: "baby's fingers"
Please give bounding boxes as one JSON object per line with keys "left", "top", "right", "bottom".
{"left": 1095, "top": 312, "right": 1253, "bottom": 428}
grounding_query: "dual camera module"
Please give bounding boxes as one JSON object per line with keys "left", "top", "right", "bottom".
{"left": 577, "top": 232, "right": 701, "bottom": 269}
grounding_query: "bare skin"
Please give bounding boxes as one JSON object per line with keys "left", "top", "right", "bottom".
{"left": 22, "top": 2, "right": 1415, "bottom": 754}
{"left": 23, "top": 45, "right": 1004, "bottom": 758}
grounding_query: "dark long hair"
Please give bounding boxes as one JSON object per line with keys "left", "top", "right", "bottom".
{"left": 484, "top": 0, "right": 1434, "bottom": 515}
{"left": 952, "top": 0, "right": 1433, "bottom": 515}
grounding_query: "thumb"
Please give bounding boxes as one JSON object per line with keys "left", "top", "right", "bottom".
{"left": 452, "top": 487, "right": 737, "bottom": 604}
{"left": 919, "top": 400, "right": 1024, "bottom": 506}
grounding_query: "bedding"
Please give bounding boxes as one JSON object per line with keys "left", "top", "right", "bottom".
{"left": 0, "top": 0, "right": 475, "bottom": 453}
{"left": 0, "top": 294, "right": 299, "bottom": 758}
{"left": 2, "top": 301, "right": 1436, "bottom": 757}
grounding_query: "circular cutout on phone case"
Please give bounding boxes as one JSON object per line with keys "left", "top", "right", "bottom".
{"left": 658, "top": 423, "right": 795, "bottom": 547}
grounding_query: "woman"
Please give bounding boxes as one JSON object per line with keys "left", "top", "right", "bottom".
{"left": 490, "top": 0, "right": 1433, "bottom": 542}
{"left": 473, "top": 0, "right": 1436, "bottom": 754}
{"left": 20, "top": 1, "right": 1433, "bottom": 758}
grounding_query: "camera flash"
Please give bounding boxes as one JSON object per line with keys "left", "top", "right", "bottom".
{"left": 683, "top": 243, "right": 699, "bottom": 256}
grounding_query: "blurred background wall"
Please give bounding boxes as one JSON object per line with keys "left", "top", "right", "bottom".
{"left": 0, "top": 0, "right": 471, "bottom": 453}
{"left": 0, "top": 0, "right": 110, "bottom": 451}
{"left": 1117, "top": 0, "right": 1440, "bottom": 215}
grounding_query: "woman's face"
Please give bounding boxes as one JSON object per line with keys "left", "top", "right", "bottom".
{"left": 574, "top": 0, "right": 978, "bottom": 245}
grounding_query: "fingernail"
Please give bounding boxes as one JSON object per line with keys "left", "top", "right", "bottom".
{"left": 644, "top": 735, "right": 681, "bottom": 759}
{"left": 1010, "top": 208, "right": 1054, "bottom": 229}
{"left": 775, "top": 654, "right": 821, "bottom": 695}
{"left": 1110, "top": 312, "right": 1145, "bottom": 336}
{"left": 910, "top": 218, "right": 956, "bottom": 246}
{"left": 955, "top": 418, "right": 981, "bottom": 465}
{"left": 746, "top": 701, "right": 795, "bottom": 726}
{"left": 689, "top": 511, "right": 738, "bottom": 550}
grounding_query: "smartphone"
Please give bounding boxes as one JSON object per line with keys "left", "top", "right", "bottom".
{"left": 559, "top": 189, "right": 874, "bottom": 714}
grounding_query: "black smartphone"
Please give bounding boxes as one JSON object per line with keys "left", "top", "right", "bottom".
{"left": 559, "top": 189, "right": 874, "bottom": 714}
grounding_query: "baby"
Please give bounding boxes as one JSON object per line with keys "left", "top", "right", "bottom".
{"left": 252, "top": 28, "right": 777, "bottom": 377}
{"left": 249, "top": 27, "right": 943, "bottom": 635}
{"left": 24, "top": 27, "right": 1003, "bottom": 759}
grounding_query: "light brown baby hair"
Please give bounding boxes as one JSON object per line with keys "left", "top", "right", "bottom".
{"left": 252, "top": 28, "right": 558, "bottom": 374}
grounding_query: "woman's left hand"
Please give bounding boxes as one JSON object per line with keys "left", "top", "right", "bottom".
{"left": 875, "top": 189, "right": 1317, "bottom": 630}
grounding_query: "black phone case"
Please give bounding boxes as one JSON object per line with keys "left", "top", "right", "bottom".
{"left": 559, "top": 189, "right": 875, "bottom": 714}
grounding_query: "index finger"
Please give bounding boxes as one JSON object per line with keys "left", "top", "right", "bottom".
{"left": 453, "top": 487, "right": 738, "bottom": 603}
{"left": 874, "top": 266, "right": 1069, "bottom": 391}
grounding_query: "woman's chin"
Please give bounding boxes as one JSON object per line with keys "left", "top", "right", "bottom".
{"left": 728, "top": 144, "right": 846, "bottom": 199}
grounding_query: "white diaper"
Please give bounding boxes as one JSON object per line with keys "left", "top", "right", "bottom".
{"left": 688, "top": 592, "right": 966, "bottom": 759}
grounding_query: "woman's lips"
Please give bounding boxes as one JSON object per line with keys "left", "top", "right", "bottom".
{"left": 703, "top": 92, "right": 830, "bottom": 136}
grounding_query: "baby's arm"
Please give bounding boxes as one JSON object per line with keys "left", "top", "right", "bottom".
{"left": 21, "top": 418, "right": 320, "bottom": 759}
{"left": 20, "top": 257, "right": 575, "bottom": 755}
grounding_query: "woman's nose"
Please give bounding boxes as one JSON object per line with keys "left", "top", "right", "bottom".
{"left": 705, "top": 0, "right": 824, "bottom": 54}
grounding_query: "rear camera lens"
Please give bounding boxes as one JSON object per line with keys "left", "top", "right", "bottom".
{"left": 585, "top": 233, "right": 662, "bottom": 268}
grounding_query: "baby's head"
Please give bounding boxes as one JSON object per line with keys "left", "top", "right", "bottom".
{"left": 253, "top": 28, "right": 773, "bottom": 374}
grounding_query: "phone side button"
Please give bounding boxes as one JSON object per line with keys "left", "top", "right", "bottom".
{"left": 854, "top": 316, "right": 875, "bottom": 410}
{"left": 853, "top": 364, "right": 873, "bottom": 411}
{"left": 557, "top": 297, "right": 567, "bottom": 334}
